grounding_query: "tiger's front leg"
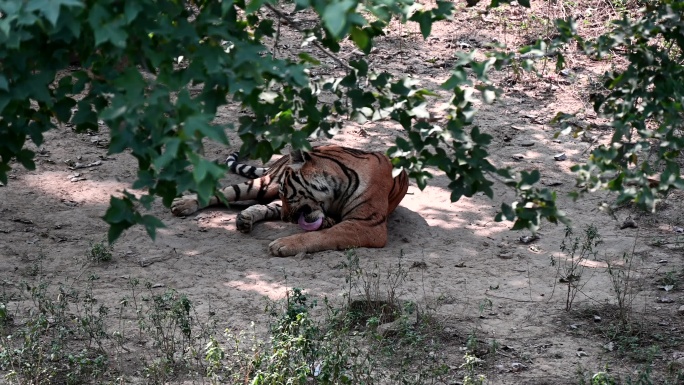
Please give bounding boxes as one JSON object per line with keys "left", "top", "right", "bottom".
{"left": 236, "top": 201, "right": 282, "bottom": 233}
{"left": 268, "top": 219, "right": 387, "bottom": 257}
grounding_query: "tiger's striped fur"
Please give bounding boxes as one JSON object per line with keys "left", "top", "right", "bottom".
{"left": 171, "top": 145, "right": 409, "bottom": 257}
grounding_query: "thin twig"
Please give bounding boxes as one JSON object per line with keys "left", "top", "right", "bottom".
{"left": 264, "top": 3, "right": 353, "bottom": 71}
{"left": 273, "top": 16, "right": 281, "bottom": 59}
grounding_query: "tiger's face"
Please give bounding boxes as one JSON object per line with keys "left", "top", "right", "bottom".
{"left": 279, "top": 153, "right": 334, "bottom": 227}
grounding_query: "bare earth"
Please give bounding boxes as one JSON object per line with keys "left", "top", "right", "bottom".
{"left": 1, "top": 1, "right": 683, "bottom": 384}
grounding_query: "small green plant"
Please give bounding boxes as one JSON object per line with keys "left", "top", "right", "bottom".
{"left": 591, "top": 370, "right": 618, "bottom": 385}
{"left": 461, "top": 352, "right": 485, "bottom": 385}
{"left": 0, "top": 277, "right": 111, "bottom": 385}
{"left": 204, "top": 336, "right": 225, "bottom": 383}
{"left": 0, "top": 303, "right": 7, "bottom": 326}
{"left": 251, "top": 288, "right": 318, "bottom": 384}
{"left": 605, "top": 251, "right": 641, "bottom": 325}
{"left": 243, "top": 248, "right": 454, "bottom": 385}
{"left": 477, "top": 298, "right": 493, "bottom": 318}
{"left": 657, "top": 269, "right": 680, "bottom": 289}
{"left": 552, "top": 225, "right": 602, "bottom": 311}
{"left": 87, "top": 241, "right": 113, "bottom": 263}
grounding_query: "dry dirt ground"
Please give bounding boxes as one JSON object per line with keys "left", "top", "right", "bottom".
{"left": 1, "top": 1, "right": 684, "bottom": 384}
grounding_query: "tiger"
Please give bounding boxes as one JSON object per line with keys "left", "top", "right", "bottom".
{"left": 170, "top": 145, "right": 409, "bottom": 257}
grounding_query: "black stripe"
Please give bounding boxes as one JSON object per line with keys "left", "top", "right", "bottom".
{"left": 341, "top": 198, "right": 371, "bottom": 218}
{"left": 344, "top": 213, "right": 386, "bottom": 226}
{"left": 232, "top": 185, "right": 241, "bottom": 201}
{"left": 310, "top": 153, "right": 360, "bottom": 202}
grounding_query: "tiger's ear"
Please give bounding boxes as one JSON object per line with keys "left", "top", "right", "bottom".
{"left": 289, "top": 148, "right": 311, "bottom": 170}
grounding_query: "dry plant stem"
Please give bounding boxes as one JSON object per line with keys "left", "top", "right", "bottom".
{"left": 264, "top": 3, "right": 353, "bottom": 71}
{"left": 526, "top": 259, "right": 532, "bottom": 301}
{"left": 273, "top": 16, "right": 281, "bottom": 59}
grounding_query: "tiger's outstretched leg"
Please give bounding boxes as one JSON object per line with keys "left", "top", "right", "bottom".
{"left": 236, "top": 201, "right": 282, "bottom": 233}
{"left": 170, "top": 174, "right": 281, "bottom": 217}
{"left": 171, "top": 153, "right": 288, "bottom": 217}
{"left": 268, "top": 217, "right": 388, "bottom": 257}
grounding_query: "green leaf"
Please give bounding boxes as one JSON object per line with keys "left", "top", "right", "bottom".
{"left": 107, "top": 222, "right": 131, "bottom": 244}
{"left": 350, "top": 26, "right": 369, "bottom": 52}
{"left": 246, "top": 0, "right": 268, "bottom": 14}
{"left": 496, "top": 202, "right": 515, "bottom": 221}
{"left": 88, "top": 5, "right": 127, "bottom": 47}
{"left": 53, "top": 97, "right": 76, "bottom": 123}
{"left": 140, "top": 215, "right": 165, "bottom": 240}
{"left": 26, "top": 0, "right": 83, "bottom": 27}
{"left": 322, "top": 0, "right": 355, "bottom": 38}
{"left": 103, "top": 196, "right": 135, "bottom": 243}
{"left": 15, "top": 149, "right": 36, "bottom": 170}
{"left": 441, "top": 70, "right": 469, "bottom": 89}
{"left": 411, "top": 11, "right": 432, "bottom": 39}
{"left": 184, "top": 115, "right": 229, "bottom": 145}
{"left": 153, "top": 138, "right": 182, "bottom": 170}
{"left": 298, "top": 53, "right": 321, "bottom": 65}
{"left": 124, "top": 0, "right": 142, "bottom": 23}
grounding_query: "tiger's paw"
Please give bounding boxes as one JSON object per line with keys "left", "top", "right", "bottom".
{"left": 171, "top": 195, "right": 200, "bottom": 216}
{"left": 236, "top": 212, "right": 254, "bottom": 233}
{"left": 268, "top": 238, "right": 302, "bottom": 257}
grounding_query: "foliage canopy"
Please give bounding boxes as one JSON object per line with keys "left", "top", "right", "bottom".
{"left": 0, "top": 0, "right": 681, "bottom": 242}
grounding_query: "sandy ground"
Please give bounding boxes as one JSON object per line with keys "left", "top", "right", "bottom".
{"left": 1, "top": 1, "right": 683, "bottom": 384}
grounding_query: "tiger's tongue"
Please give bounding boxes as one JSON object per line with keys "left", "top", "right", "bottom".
{"left": 298, "top": 212, "right": 323, "bottom": 231}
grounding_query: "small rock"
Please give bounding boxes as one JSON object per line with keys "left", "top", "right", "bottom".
{"left": 510, "top": 362, "right": 527, "bottom": 371}
{"left": 657, "top": 297, "right": 674, "bottom": 303}
{"left": 498, "top": 252, "right": 514, "bottom": 259}
{"left": 678, "top": 305, "right": 684, "bottom": 315}
{"left": 593, "top": 315, "right": 601, "bottom": 322}
{"left": 520, "top": 141, "right": 535, "bottom": 147}
{"left": 512, "top": 154, "right": 525, "bottom": 161}
{"left": 674, "top": 227, "right": 684, "bottom": 234}
{"left": 620, "top": 219, "right": 638, "bottom": 229}
{"left": 576, "top": 351, "right": 588, "bottom": 357}
{"left": 658, "top": 285, "right": 674, "bottom": 292}
{"left": 553, "top": 153, "right": 567, "bottom": 161}
{"left": 519, "top": 235, "right": 539, "bottom": 244}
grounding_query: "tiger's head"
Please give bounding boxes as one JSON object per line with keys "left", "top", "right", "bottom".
{"left": 279, "top": 149, "right": 335, "bottom": 230}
